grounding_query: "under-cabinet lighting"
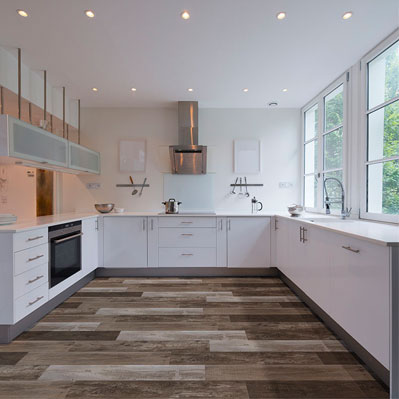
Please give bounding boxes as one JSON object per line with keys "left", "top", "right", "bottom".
{"left": 243, "top": 88, "right": 249, "bottom": 92}
{"left": 17, "top": 9, "right": 28, "bottom": 17}
{"left": 282, "top": 88, "right": 288, "bottom": 92}
{"left": 131, "top": 88, "right": 137, "bottom": 92}
{"left": 92, "top": 87, "right": 98, "bottom": 92}
{"left": 342, "top": 12, "right": 353, "bottom": 20}
{"left": 181, "top": 10, "right": 190, "bottom": 20}
{"left": 187, "top": 88, "right": 194, "bottom": 92}
{"left": 276, "top": 12, "right": 286, "bottom": 20}
{"left": 85, "top": 10, "right": 95, "bottom": 18}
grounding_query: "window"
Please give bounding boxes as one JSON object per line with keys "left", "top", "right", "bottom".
{"left": 303, "top": 77, "right": 346, "bottom": 212}
{"left": 362, "top": 38, "right": 399, "bottom": 222}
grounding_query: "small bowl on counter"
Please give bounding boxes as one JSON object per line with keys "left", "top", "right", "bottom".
{"left": 288, "top": 204, "right": 304, "bottom": 217}
{"left": 95, "top": 203, "right": 115, "bottom": 213}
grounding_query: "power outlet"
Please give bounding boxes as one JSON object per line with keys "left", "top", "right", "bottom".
{"left": 279, "top": 182, "right": 293, "bottom": 189}
{"left": 86, "top": 183, "right": 101, "bottom": 190}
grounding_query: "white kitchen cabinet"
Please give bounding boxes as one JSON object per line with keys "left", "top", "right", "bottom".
{"left": 69, "top": 142, "right": 100, "bottom": 174}
{"left": 82, "top": 218, "right": 99, "bottom": 274}
{"left": 329, "top": 234, "right": 390, "bottom": 368}
{"left": 0, "top": 115, "right": 68, "bottom": 167}
{"left": 158, "top": 247, "right": 217, "bottom": 268}
{"left": 216, "top": 218, "right": 227, "bottom": 267}
{"left": 148, "top": 217, "right": 159, "bottom": 268}
{"left": 227, "top": 217, "right": 271, "bottom": 268}
{"left": 103, "top": 217, "right": 148, "bottom": 268}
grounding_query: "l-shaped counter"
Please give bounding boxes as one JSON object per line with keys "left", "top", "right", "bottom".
{"left": 0, "top": 211, "right": 398, "bottom": 394}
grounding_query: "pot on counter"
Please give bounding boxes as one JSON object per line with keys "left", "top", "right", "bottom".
{"left": 162, "top": 198, "right": 182, "bottom": 214}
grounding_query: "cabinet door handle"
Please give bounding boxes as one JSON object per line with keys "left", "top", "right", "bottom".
{"left": 27, "top": 254, "right": 44, "bottom": 262}
{"left": 27, "top": 235, "right": 43, "bottom": 242}
{"left": 299, "top": 227, "right": 303, "bottom": 243}
{"left": 274, "top": 219, "right": 278, "bottom": 230}
{"left": 181, "top": 221, "right": 193, "bottom": 224}
{"left": 342, "top": 245, "right": 360, "bottom": 253}
{"left": 28, "top": 296, "right": 44, "bottom": 307}
{"left": 228, "top": 219, "right": 231, "bottom": 231}
{"left": 220, "top": 219, "right": 223, "bottom": 231}
{"left": 95, "top": 219, "right": 99, "bottom": 231}
{"left": 27, "top": 275, "right": 44, "bottom": 284}
{"left": 181, "top": 233, "right": 193, "bottom": 236}
{"left": 302, "top": 228, "right": 308, "bottom": 243}
{"left": 181, "top": 253, "right": 193, "bottom": 256}
{"left": 151, "top": 219, "right": 154, "bottom": 231}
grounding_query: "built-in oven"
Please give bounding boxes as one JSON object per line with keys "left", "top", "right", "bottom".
{"left": 48, "top": 221, "right": 82, "bottom": 288}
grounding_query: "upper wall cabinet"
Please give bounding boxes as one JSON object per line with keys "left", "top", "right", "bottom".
{"left": 69, "top": 142, "right": 100, "bottom": 174}
{"left": 0, "top": 115, "right": 100, "bottom": 174}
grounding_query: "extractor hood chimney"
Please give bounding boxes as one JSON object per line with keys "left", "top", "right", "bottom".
{"left": 169, "top": 101, "right": 207, "bottom": 174}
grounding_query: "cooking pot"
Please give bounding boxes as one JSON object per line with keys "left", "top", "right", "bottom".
{"left": 162, "top": 198, "right": 182, "bottom": 214}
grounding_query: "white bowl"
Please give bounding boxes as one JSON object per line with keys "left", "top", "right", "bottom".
{"left": 288, "top": 204, "right": 304, "bottom": 216}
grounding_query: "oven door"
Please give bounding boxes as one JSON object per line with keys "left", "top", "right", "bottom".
{"left": 50, "top": 232, "right": 82, "bottom": 288}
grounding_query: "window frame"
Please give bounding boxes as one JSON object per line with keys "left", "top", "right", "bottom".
{"left": 301, "top": 74, "right": 348, "bottom": 214}
{"left": 359, "top": 31, "right": 399, "bottom": 224}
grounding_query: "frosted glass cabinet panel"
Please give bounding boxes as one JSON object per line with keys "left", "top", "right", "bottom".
{"left": 9, "top": 117, "right": 68, "bottom": 167}
{"left": 69, "top": 142, "right": 100, "bottom": 174}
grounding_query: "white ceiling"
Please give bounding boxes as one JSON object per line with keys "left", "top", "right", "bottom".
{"left": 0, "top": 0, "right": 398, "bottom": 108}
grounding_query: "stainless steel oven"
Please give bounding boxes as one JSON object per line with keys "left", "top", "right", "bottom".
{"left": 49, "top": 221, "right": 82, "bottom": 288}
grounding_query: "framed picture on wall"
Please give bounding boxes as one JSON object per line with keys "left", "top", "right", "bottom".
{"left": 119, "top": 139, "right": 146, "bottom": 172}
{"left": 234, "top": 139, "right": 261, "bottom": 174}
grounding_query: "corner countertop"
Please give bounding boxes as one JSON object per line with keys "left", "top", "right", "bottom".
{"left": 0, "top": 211, "right": 397, "bottom": 247}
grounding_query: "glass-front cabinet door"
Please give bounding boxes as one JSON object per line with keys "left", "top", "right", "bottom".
{"left": 69, "top": 142, "right": 100, "bottom": 174}
{"left": 8, "top": 116, "right": 68, "bottom": 167}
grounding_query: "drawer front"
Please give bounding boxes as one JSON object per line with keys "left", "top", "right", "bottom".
{"left": 14, "top": 263, "right": 48, "bottom": 300}
{"left": 158, "top": 247, "right": 217, "bottom": 267}
{"left": 14, "top": 243, "right": 49, "bottom": 276}
{"left": 158, "top": 217, "right": 216, "bottom": 228}
{"left": 159, "top": 228, "right": 216, "bottom": 248}
{"left": 14, "top": 282, "right": 48, "bottom": 322}
{"left": 14, "top": 228, "right": 48, "bottom": 252}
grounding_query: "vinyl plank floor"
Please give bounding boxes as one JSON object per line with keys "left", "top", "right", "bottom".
{"left": 0, "top": 277, "right": 388, "bottom": 399}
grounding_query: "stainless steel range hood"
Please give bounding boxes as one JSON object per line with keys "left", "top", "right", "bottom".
{"left": 169, "top": 101, "right": 207, "bottom": 174}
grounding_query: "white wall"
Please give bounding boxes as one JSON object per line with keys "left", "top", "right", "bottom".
{"left": 61, "top": 107, "right": 301, "bottom": 213}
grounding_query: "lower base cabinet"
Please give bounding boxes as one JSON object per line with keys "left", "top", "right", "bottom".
{"left": 82, "top": 218, "right": 99, "bottom": 274}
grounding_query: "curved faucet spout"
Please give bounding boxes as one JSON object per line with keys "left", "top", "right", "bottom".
{"left": 323, "top": 177, "right": 349, "bottom": 219}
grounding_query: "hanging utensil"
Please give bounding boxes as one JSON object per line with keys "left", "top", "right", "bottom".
{"left": 139, "top": 177, "right": 147, "bottom": 196}
{"left": 129, "top": 176, "right": 138, "bottom": 195}
{"left": 244, "top": 177, "right": 250, "bottom": 197}
{"left": 231, "top": 177, "right": 239, "bottom": 194}
{"left": 238, "top": 177, "right": 244, "bottom": 197}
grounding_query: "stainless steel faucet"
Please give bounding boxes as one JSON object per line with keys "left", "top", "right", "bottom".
{"left": 324, "top": 177, "right": 351, "bottom": 219}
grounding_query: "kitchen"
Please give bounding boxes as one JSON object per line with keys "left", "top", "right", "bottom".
{"left": 0, "top": 1, "right": 398, "bottom": 398}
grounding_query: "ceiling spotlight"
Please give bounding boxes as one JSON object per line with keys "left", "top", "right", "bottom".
{"left": 181, "top": 10, "right": 190, "bottom": 20}
{"left": 342, "top": 11, "right": 353, "bottom": 20}
{"left": 131, "top": 88, "right": 137, "bottom": 92}
{"left": 243, "top": 88, "right": 249, "bottom": 92}
{"left": 85, "top": 10, "right": 95, "bottom": 18}
{"left": 276, "top": 12, "right": 286, "bottom": 20}
{"left": 92, "top": 87, "right": 98, "bottom": 92}
{"left": 282, "top": 88, "right": 288, "bottom": 92}
{"left": 187, "top": 88, "right": 194, "bottom": 92}
{"left": 17, "top": 9, "right": 28, "bottom": 17}
{"left": 268, "top": 102, "right": 278, "bottom": 107}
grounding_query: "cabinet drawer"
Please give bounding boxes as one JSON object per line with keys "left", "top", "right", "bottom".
{"left": 158, "top": 217, "right": 216, "bottom": 228}
{"left": 14, "top": 243, "right": 48, "bottom": 276}
{"left": 14, "top": 263, "right": 48, "bottom": 300}
{"left": 159, "top": 228, "right": 216, "bottom": 248}
{"left": 159, "top": 247, "right": 217, "bottom": 267}
{"left": 14, "top": 228, "right": 48, "bottom": 252}
{"left": 14, "top": 282, "right": 48, "bottom": 322}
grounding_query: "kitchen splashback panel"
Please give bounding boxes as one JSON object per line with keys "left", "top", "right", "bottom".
{"left": 163, "top": 174, "right": 214, "bottom": 212}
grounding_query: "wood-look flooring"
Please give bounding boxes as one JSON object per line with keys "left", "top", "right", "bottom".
{"left": 0, "top": 277, "right": 389, "bottom": 398}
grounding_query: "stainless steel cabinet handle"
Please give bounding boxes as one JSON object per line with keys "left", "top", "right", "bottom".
{"left": 302, "top": 228, "right": 308, "bottom": 243}
{"left": 181, "top": 233, "right": 193, "bottom": 236}
{"left": 181, "top": 221, "right": 193, "bottom": 224}
{"left": 228, "top": 219, "right": 231, "bottom": 230}
{"left": 299, "top": 227, "right": 303, "bottom": 243}
{"left": 274, "top": 218, "right": 278, "bottom": 230}
{"left": 151, "top": 219, "right": 154, "bottom": 230}
{"left": 143, "top": 219, "right": 146, "bottom": 231}
{"left": 27, "top": 255, "right": 44, "bottom": 262}
{"left": 27, "top": 235, "right": 43, "bottom": 242}
{"left": 342, "top": 245, "right": 360, "bottom": 253}
{"left": 28, "top": 296, "right": 44, "bottom": 307}
{"left": 220, "top": 220, "right": 223, "bottom": 230}
{"left": 27, "top": 275, "right": 44, "bottom": 284}
{"left": 95, "top": 219, "right": 99, "bottom": 231}
{"left": 181, "top": 253, "right": 193, "bottom": 256}
{"left": 54, "top": 232, "right": 83, "bottom": 244}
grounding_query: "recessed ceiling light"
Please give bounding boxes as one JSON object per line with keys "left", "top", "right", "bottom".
{"left": 17, "top": 9, "right": 28, "bottom": 17}
{"left": 181, "top": 10, "right": 190, "bottom": 20}
{"left": 243, "top": 88, "right": 249, "bottom": 92}
{"left": 268, "top": 102, "right": 278, "bottom": 107}
{"left": 342, "top": 11, "right": 353, "bottom": 20}
{"left": 187, "top": 88, "right": 194, "bottom": 92}
{"left": 85, "top": 10, "right": 95, "bottom": 18}
{"left": 92, "top": 87, "right": 98, "bottom": 92}
{"left": 282, "top": 88, "right": 288, "bottom": 92}
{"left": 276, "top": 12, "right": 286, "bottom": 20}
{"left": 131, "top": 88, "right": 137, "bottom": 92}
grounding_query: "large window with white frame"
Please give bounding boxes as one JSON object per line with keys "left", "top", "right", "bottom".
{"left": 361, "top": 35, "right": 399, "bottom": 223}
{"left": 303, "top": 76, "right": 347, "bottom": 213}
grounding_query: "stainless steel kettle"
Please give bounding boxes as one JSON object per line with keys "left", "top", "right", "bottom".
{"left": 162, "top": 198, "right": 182, "bottom": 214}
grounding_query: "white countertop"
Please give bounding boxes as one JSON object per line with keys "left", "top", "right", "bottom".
{"left": 0, "top": 211, "right": 397, "bottom": 247}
